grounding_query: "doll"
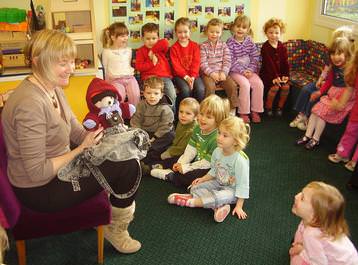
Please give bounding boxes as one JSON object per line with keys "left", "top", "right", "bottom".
{"left": 83, "top": 78, "right": 135, "bottom": 131}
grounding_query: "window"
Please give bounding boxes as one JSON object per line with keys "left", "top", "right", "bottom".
{"left": 314, "top": 0, "right": 358, "bottom": 29}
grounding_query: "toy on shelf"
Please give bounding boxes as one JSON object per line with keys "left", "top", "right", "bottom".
{"left": 75, "top": 59, "right": 91, "bottom": 69}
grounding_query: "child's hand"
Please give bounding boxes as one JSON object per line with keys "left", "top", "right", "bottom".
{"left": 184, "top": 75, "right": 194, "bottom": 89}
{"left": 243, "top": 70, "right": 252, "bottom": 78}
{"left": 219, "top": 71, "right": 226, "bottom": 81}
{"left": 273, "top": 77, "right": 281, "bottom": 86}
{"left": 281, "top": 76, "right": 289, "bottom": 83}
{"left": 316, "top": 78, "right": 323, "bottom": 88}
{"left": 289, "top": 242, "right": 303, "bottom": 256}
{"left": 148, "top": 50, "right": 153, "bottom": 60}
{"left": 150, "top": 137, "right": 156, "bottom": 143}
{"left": 210, "top": 72, "right": 220, "bottom": 82}
{"left": 172, "top": 162, "right": 183, "bottom": 173}
{"left": 191, "top": 177, "right": 206, "bottom": 186}
{"left": 152, "top": 54, "right": 158, "bottom": 65}
{"left": 232, "top": 206, "right": 247, "bottom": 219}
{"left": 329, "top": 98, "right": 343, "bottom": 110}
{"left": 310, "top": 91, "right": 321, "bottom": 101}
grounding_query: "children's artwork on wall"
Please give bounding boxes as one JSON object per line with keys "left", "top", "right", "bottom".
{"left": 109, "top": 0, "right": 177, "bottom": 48}
{"left": 187, "top": 0, "right": 250, "bottom": 43}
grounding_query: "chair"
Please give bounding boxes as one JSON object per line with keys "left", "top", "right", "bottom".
{"left": 0, "top": 122, "right": 111, "bottom": 265}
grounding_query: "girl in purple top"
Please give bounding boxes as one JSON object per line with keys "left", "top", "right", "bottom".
{"left": 290, "top": 181, "right": 358, "bottom": 265}
{"left": 227, "top": 15, "right": 264, "bottom": 123}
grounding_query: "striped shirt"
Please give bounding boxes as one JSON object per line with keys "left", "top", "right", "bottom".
{"left": 226, "top": 36, "right": 260, "bottom": 74}
{"left": 200, "top": 39, "right": 231, "bottom": 76}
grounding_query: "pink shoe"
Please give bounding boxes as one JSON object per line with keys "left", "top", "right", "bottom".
{"left": 167, "top": 193, "right": 193, "bottom": 207}
{"left": 240, "top": 114, "right": 250, "bottom": 123}
{"left": 214, "top": 204, "right": 231, "bottom": 223}
{"left": 251, "top": 112, "right": 261, "bottom": 123}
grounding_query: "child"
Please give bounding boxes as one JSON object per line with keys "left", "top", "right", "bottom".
{"left": 260, "top": 18, "right": 290, "bottom": 116}
{"left": 296, "top": 37, "right": 354, "bottom": 150}
{"left": 135, "top": 23, "right": 176, "bottom": 111}
{"left": 200, "top": 18, "right": 238, "bottom": 114}
{"left": 151, "top": 94, "right": 230, "bottom": 188}
{"left": 227, "top": 15, "right": 264, "bottom": 123}
{"left": 101, "top": 22, "right": 140, "bottom": 106}
{"left": 170, "top": 17, "right": 205, "bottom": 105}
{"left": 130, "top": 76, "right": 174, "bottom": 166}
{"left": 328, "top": 42, "right": 358, "bottom": 171}
{"left": 159, "top": 97, "right": 199, "bottom": 163}
{"left": 290, "top": 25, "right": 355, "bottom": 131}
{"left": 290, "top": 181, "right": 358, "bottom": 264}
{"left": 167, "top": 116, "right": 250, "bottom": 223}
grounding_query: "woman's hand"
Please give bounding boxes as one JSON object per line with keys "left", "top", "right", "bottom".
{"left": 80, "top": 127, "right": 103, "bottom": 151}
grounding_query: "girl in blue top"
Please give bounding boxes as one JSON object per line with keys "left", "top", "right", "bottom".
{"left": 168, "top": 116, "right": 250, "bottom": 223}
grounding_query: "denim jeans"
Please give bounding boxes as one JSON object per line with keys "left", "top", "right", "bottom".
{"left": 173, "top": 76, "right": 205, "bottom": 103}
{"left": 162, "top": 77, "right": 177, "bottom": 113}
{"left": 293, "top": 82, "right": 319, "bottom": 117}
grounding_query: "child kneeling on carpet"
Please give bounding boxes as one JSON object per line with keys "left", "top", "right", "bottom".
{"left": 290, "top": 181, "right": 358, "bottom": 264}
{"left": 167, "top": 116, "right": 250, "bottom": 223}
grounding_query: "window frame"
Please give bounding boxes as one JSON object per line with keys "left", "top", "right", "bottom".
{"left": 314, "top": 0, "right": 357, "bottom": 29}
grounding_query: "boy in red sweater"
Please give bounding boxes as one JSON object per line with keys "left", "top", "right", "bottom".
{"left": 135, "top": 23, "right": 176, "bottom": 111}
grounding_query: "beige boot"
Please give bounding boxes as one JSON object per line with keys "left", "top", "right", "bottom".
{"left": 104, "top": 202, "right": 141, "bottom": 254}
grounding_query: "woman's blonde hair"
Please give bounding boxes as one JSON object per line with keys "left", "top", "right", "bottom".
{"left": 345, "top": 42, "right": 358, "bottom": 87}
{"left": 200, "top": 94, "right": 230, "bottom": 126}
{"left": 263, "top": 18, "right": 286, "bottom": 34}
{"left": 219, "top": 116, "right": 250, "bottom": 151}
{"left": 24, "top": 29, "right": 76, "bottom": 84}
{"left": 231, "top": 15, "right": 253, "bottom": 37}
{"left": 306, "top": 181, "right": 349, "bottom": 240}
{"left": 328, "top": 37, "right": 352, "bottom": 64}
{"left": 101, "top": 22, "right": 129, "bottom": 48}
{"left": 179, "top": 97, "right": 200, "bottom": 116}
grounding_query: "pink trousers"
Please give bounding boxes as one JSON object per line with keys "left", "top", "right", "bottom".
{"left": 337, "top": 120, "right": 358, "bottom": 162}
{"left": 108, "top": 76, "right": 140, "bottom": 106}
{"left": 230, "top": 72, "right": 264, "bottom": 114}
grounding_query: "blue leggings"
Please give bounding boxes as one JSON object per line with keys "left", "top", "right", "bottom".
{"left": 293, "top": 82, "right": 319, "bottom": 117}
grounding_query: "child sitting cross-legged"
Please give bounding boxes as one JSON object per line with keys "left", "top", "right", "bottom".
{"left": 130, "top": 76, "right": 174, "bottom": 171}
{"left": 151, "top": 94, "right": 230, "bottom": 188}
{"left": 167, "top": 116, "right": 250, "bottom": 223}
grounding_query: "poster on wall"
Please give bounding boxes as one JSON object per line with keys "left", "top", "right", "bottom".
{"left": 187, "top": 0, "right": 250, "bottom": 43}
{"left": 109, "top": 0, "right": 177, "bottom": 48}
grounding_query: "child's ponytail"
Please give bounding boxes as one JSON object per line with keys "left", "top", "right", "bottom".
{"left": 101, "top": 27, "right": 111, "bottom": 48}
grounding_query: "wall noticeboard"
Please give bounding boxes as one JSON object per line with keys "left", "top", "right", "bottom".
{"left": 109, "top": 0, "right": 178, "bottom": 48}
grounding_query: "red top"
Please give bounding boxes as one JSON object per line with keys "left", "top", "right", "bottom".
{"left": 259, "top": 40, "right": 289, "bottom": 88}
{"left": 170, "top": 40, "right": 200, "bottom": 78}
{"left": 135, "top": 39, "right": 172, "bottom": 80}
{"left": 349, "top": 76, "right": 358, "bottom": 122}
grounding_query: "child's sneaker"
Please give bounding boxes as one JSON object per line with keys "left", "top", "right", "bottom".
{"left": 266, "top": 109, "right": 273, "bottom": 117}
{"left": 150, "top": 168, "right": 173, "bottom": 180}
{"left": 167, "top": 193, "right": 193, "bottom": 206}
{"left": 213, "top": 204, "right": 231, "bottom": 223}
{"left": 240, "top": 114, "right": 250, "bottom": 123}
{"left": 289, "top": 115, "right": 303, "bottom": 128}
{"left": 328, "top": 153, "right": 349, "bottom": 163}
{"left": 345, "top": 160, "right": 356, "bottom": 172}
{"left": 276, "top": 108, "right": 283, "bottom": 116}
{"left": 251, "top": 112, "right": 261, "bottom": 123}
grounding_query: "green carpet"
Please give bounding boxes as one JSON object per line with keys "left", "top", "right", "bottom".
{"left": 5, "top": 115, "right": 358, "bottom": 265}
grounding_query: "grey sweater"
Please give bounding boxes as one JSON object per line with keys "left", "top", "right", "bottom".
{"left": 1, "top": 78, "right": 87, "bottom": 188}
{"left": 130, "top": 99, "right": 174, "bottom": 138}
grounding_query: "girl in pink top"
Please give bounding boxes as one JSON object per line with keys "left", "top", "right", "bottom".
{"left": 290, "top": 181, "right": 358, "bottom": 265}
{"left": 101, "top": 22, "right": 140, "bottom": 106}
{"left": 328, "top": 45, "right": 358, "bottom": 172}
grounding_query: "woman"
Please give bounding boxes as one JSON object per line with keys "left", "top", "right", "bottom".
{"left": 1, "top": 29, "right": 141, "bottom": 254}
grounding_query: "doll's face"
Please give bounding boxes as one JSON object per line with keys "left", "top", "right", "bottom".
{"left": 95, "top": 96, "right": 115, "bottom": 108}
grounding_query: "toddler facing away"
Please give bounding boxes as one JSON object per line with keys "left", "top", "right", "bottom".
{"left": 167, "top": 116, "right": 250, "bottom": 223}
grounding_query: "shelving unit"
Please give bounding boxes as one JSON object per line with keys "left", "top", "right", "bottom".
{"left": 46, "top": 0, "right": 98, "bottom": 74}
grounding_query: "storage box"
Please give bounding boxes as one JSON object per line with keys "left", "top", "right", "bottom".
{"left": 3, "top": 53, "right": 26, "bottom": 67}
